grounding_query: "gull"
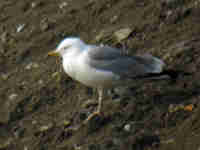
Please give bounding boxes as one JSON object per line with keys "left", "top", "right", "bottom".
{"left": 48, "top": 37, "right": 172, "bottom": 124}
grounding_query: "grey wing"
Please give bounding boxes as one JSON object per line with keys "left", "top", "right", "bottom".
{"left": 86, "top": 45, "right": 165, "bottom": 78}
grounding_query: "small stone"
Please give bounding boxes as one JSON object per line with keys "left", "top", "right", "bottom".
{"left": 31, "top": 2, "right": 37, "bottom": 8}
{"left": 95, "top": 30, "right": 106, "bottom": 42}
{"left": 31, "top": 1, "right": 43, "bottom": 8}
{"left": 40, "top": 18, "right": 49, "bottom": 31}
{"left": 16, "top": 24, "right": 26, "bottom": 32}
{"left": 24, "top": 146, "right": 28, "bottom": 150}
{"left": 198, "top": 146, "right": 200, "bottom": 150}
{"left": 25, "top": 62, "right": 39, "bottom": 70}
{"left": 0, "top": 102, "right": 11, "bottom": 124}
{"left": 59, "top": 2, "right": 68, "bottom": 9}
{"left": 32, "top": 120, "right": 37, "bottom": 125}
{"left": 168, "top": 104, "right": 184, "bottom": 113}
{"left": 124, "top": 124, "right": 131, "bottom": 132}
{"left": 63, "top": 120, "right": 71, "bottom": 127}
{"left": 161, "top": 138, "right": 175, "bottom": 144}
{"left": 114, "top": 28, "right": 132, "bottom": 42}
{"left": 74, "top": 144, "right": 82, "bottom": 150}
{"left": 39, "top": 123, "right": 53, "bottom": 132}
{"left": 110, "top": 15, "right": 118, "bottom": 23}
{"left": 0, "top": 93, "right": 18, "bottom": 124}
{"left": 13, "top": 126, "right": 26, "bottom": 138}
{"left": 8, "top": 93, "right": 18, "bottom": 101}
{"left": 52, "top": 72, "right": 61, "bottom": 82}
{"left": 1, "top": 73, "right": 9, "bottom": 80}
{"left": 161, "top": 0, "right": 183, "bottom": 8}
{"left": 0, "top": 32, "right": 8, "bottom": 43}
{"left": 0, "top": 138, "right": 12, "bottom": 149}
{"left": 95, "top": 30, "right": 112, "bottom": 42}
{"left": 81, "top": 99, "right": 98, "bottom": 108}
{"left": 52, "top": 71, "right": 59, "bottom": 78}
{"left": 38, "top": 79, "right": 43, "bottom": 85}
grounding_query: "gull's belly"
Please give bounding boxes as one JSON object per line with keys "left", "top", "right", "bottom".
{"left": 76, "top": 64, "right": 120, "bottom": 88}
{"left": 63, "top": 58, "right": 120, "bottom": 88}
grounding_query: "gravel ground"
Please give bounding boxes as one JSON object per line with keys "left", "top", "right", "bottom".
{"left": 0, "top": 0, "right": 200, "bottom": 150}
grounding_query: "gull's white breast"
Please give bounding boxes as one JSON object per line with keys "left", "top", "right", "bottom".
{"left": 62, "top": 50, "right": 120, "bottom": 88}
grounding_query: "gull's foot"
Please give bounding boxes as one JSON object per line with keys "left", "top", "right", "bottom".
{"left": 83, "top": 111, "right": 103, "bottom": 125}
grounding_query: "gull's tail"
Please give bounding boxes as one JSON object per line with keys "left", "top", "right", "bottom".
{"left": 132, "top": 54, "right": 192, "bottom": 80}
{"left": 138, "top": 54, "right": 165, "bottom": 74}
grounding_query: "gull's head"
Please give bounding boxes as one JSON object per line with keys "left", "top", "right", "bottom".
{"left": 48, "top": 37, "right": 86, "bottom": 57}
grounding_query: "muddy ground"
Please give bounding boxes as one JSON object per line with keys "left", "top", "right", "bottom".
{"left": 0, "top": 0, "right": 200, "bottom": 149}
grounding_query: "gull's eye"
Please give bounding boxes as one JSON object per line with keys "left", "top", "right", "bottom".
{"left": 63, "top": 45, "right": 71, "bottom": 49}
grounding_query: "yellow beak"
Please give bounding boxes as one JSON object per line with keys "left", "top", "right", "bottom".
{"left": 48, "top": 51, "right": 60, "bottom": 57}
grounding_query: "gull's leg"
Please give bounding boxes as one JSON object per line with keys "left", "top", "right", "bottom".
{"left": 97, "top": 88, "right": 103, "bottom": 113}
{"left": 84, "top": 88, "right": 104, "bottom": 124}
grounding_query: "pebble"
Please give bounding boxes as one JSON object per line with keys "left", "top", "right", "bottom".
{"left": 59, "top": 2, "right": 68, "bottom": 9}
{"left": 1, "top": 73, "right": 9, "bottom": 80}
{"left": 124, "top": 124, "right": 131, "bottom": 132}
{"left": 25, "top": 62, "right": 39, "bottom": 70}
{"left": 38, "top": 79, "right": 43, "bottom": 85}
{"left": 40, "top": 18, "right": 49, "bottom": 31}
{"left": 31, "top": 2, "right": 37, "bottom": 8}
{"left": 168, "top": 104, "right": 184, "bottom": 113}
{"left": 63, "top": 120, "right": 71, "bottom": 127}
{"left": 0, "top": 138, "right": 12, "bottom": 149}
{"left": 0, "top": 32, "right": 8, "bottom": 43}
{"left": 81, "top": 99, "right": 98, "bottom": 108}
{"left": 31, "top": 1, "right": 43, "bottom": 8}
{"left": 114, "top": 28, "right": 132, "bottom": 42}
{"left": 110, "top": 15, "right": 118, "bottom": 24}
{"left": 32, "top": 120, "right": 37, "bottom": 125}
{"left": 16, "top": 24, "right": 26, "bottom": 33}
{"left": 39, "top": 123, "right": 53, "bottom": 132}
{"left": 95, "top": 30, "right": 112, "bottom": 42}
{"left": 8, "top": 93, "right": 18, "bottom": 101}
{"left": 24, "top": 146, "right": 28, "bottom": 150}
{"left": 161, "top": 0, "right": 184, "bottom": 8}
{"left": 0, "top": 93, "right": 18, "bottom": 124}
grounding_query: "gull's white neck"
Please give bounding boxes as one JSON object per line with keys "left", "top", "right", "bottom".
{"left": 61, "top": 43, "right": 88, "bottom": 59}
{"left": 61, "top": 44, "right": 89, "bottom": 80}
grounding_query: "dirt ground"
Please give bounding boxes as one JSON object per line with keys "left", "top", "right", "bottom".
{"left": 0, "top": 0, "right": 200, "bottom": 149}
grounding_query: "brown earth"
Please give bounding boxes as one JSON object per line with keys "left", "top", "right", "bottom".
{"left": 0, "top": 0, "right": 200, "bottom": 150}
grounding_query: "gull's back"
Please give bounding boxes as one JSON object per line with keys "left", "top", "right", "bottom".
{"left": 86, "top": 45, "right": 165, "bottom": 79}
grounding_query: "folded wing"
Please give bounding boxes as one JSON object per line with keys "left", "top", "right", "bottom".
{"left": 86, "top": 45, "right": 165, "bottom": 78}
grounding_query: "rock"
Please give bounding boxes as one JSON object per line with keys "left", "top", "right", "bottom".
{"left": 95, "top": 30, "right": 112, "bottom": 42}
{"left": 32, "top": 120, "right": 37, "bottom": 125}
{"left": 168, "top": 104, "right": 184, "bottom": 113}
{"left": 31, "top": 1, "right": 43, "bottom": 8}
{"left": 161, "top": 0, "right": 185, "bottom": 8}
{"left": 59, "top": 2, "right": 68, "bottom": 9}
{"left": 16, "top": 24, "right": 26, "bottom": 32}
{"left": 39, "top": 123, "right": 53, "bottom": 132}
{"left": 25, "top": 62, "right": 39, "bottom": 70}
{"left": 124, "top": 124, "right": 131, "bottom": 132}
{"left": 1, "top": 73, "right": 9, "bottom": 80}
{"left": 0, "top": 32, "right": 8, "bottom": 43}
{"left": 8, "top": 93, "right": 18, "bottom": 101}
{"left": 113, "top": 28, "right": 133, "bottom": 42}
{"left": 0, "top": 93, "right": 19, "bottom": 124}
{"left": 40, "top": 18, "right": 49, "bottom": 31}
{"left": 81, "top": 99, "right": 98, "bottom": 108}
{"left": 0, "top": 103, "right": 10, "bottom": 124}
{"left": 24, "top": 146, "right": 28, "bottom": 150}
{"left": 13, "top": 126, "right": 26, "bottom": 138}
{"left": 0, "top": 138, "right": 12, "bottom": 149}
{"left": 52, "top": 71, "right": 61, "bottom": 82}
{"left": 110, "top": 15, "right": 118, "bottom": 24}
{"left": 63, "top": 120, "right": 71, "bottom": 127}
{"left": 38, "top": 79, "right": 43, "bottom": 85}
